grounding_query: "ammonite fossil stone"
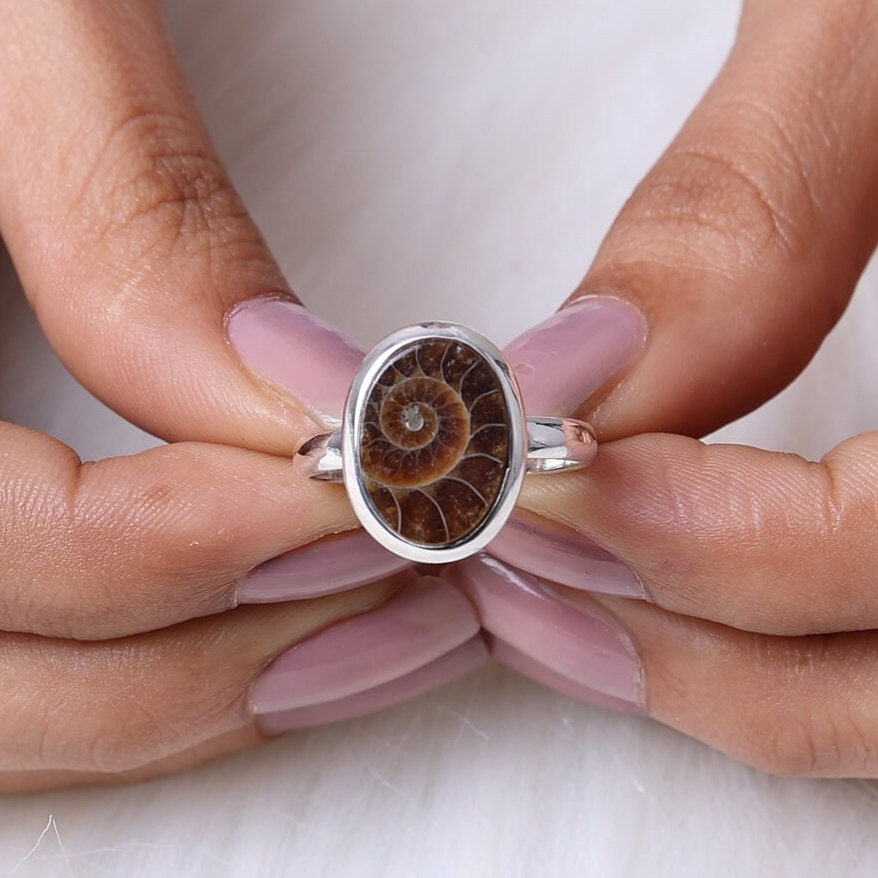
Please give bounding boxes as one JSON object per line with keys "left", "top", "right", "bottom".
{"left": 358, "top": 338, "right": 511, "bottom": 547}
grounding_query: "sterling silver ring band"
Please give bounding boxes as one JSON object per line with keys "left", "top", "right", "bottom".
{"left": 296, "top": 322, "right": 597, "bottom": 563}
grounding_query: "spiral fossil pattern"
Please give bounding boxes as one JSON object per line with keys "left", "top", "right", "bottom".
{"left": 359, "top": 338, "right": 511, "bottom": 546}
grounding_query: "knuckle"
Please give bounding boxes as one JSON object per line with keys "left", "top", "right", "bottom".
{"left": 71, "top": 109, "right": 267, "bottom": 276}
{"left": 742, "top": 711, "right": 875, "bottom": 778}
{"left": 697, "top": 634, "right": 878, "bottom": 777}
{"left": 726, "top": 635, "right": 877, "bottom": 776}
{"left": 31, "top": 647, "right": 245, "bottom": 776}
{"left": 119, "top": 447, "right": 241, "bottom": 578}
{"left": 616, "top": 101, "right": 822, "bottom": 277}
{"left": 743, "top": 717, "right": 825, "bottom": 777}
{"left": 625, "top": 146, "right": 797, "bottom": 269}
{"left": 82, "top": 666, "right": 244, "bottom": 776}
{"left": 14, "top": 449, "right": 236, "bottom": 640}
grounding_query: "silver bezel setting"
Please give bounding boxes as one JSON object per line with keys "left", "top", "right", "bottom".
{"left": 341, "top": 322, "right": 527, "bottom": 564}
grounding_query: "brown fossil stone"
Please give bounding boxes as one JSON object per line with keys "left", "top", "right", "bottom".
{"left": 359, "top": 338, "right": 511, "bottom": 546}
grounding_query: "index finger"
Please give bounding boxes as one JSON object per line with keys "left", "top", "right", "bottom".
{"left": 0, "top": 0, "right": 359, "bottom": 453}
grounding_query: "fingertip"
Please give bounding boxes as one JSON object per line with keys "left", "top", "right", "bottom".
{"left": 505, "top": 295, "right": 647, "bottom": 421}
{"left": 226, "top": 295, "right": 365, "bottom": 430}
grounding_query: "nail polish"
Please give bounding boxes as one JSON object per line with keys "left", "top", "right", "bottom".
{"left": 445, "top": 555, "right": 644, "bottom": 709}
{"left": 238, "top": 530, "right": 412, "bottom": 603}
{"left": 251, "top": 578, "right": 480, "bottom": 730}
{"left": 487, "top": 636, "right": 642, "bottom": 715}
{"left": 261, "top": 636, "right": 488, "bottom": 733}
{"left": 505, "top": 296, "right": 646, "bottom": 417}
{"left": 488, "top": 511, "right": 645, "bottom": 598}
{"left": 227, "top": 296, "right": 365, "bottom": 427}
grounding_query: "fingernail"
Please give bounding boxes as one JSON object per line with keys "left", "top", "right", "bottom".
{"left": 445, "top": 555, "right": 644, "bottom": 709}
{"left": 261, "top": 636, "right": 488, "bottom": 733}
{"left": 488, "top": 511, "right": 646, "bottom": 598}
{"left": 487, "top": 636, "right": 643, "bottom": 715}
{"left": 238, "top": 530, "right": 412, "bottom": 602}
{"left": 227, "top": 296, "right": 365, "bottom": 427}
{"left": 251, "top": 578, "right": 480, "bottom": 730}
{"left": 505, "top": 296, "right": 646, "bottom": 416}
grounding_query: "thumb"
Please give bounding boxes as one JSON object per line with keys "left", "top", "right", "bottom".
{"left": 507, "top": 0, "right": 878, "bottom": 440}
{"left": 0, "top": 0, "right": 361, "bottom": 455}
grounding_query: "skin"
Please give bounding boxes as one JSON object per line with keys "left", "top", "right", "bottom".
{"left": 2, "top": 0, "right": 877, "bottom": 788}
{"left": 519, "top": 0, "right": 878, "bottom": 775}
{"left": 0, "top": 0, "right": 375, "bottom": 793}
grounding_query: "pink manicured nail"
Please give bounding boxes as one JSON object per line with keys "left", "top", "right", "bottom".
{"left": 445, "top": 555, "right": 644, "bottom": 709}
{"left": 260, "top": 636, "right": 488, "bottom": 733}
{"left": 238, "top": 530, "right": 412, "bottom": 602}
{"left": 505, "top": 296, "right": 646, "bottom": 417}
{"left": 227, "top": 296, "right": 365, "bottom": 427}
{"left": 251, "top": 578, "right": 480, "bottom": 729}
{"left": 488, "top": 512, "right": 645, "bottom": 598}
{"left": 487, "top": 636, "right": 642, "bottom": 715}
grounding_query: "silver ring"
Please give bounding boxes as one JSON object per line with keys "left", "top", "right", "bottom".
{"left": 296, "top": 322, "right": 597, "bottom": 563}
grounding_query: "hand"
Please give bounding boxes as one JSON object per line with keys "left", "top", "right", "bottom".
{"left": 0, "top": 0, "right": 483, "bottom": 792}
{"left": 456, "top": 0, "right": 878, "bottom": 776}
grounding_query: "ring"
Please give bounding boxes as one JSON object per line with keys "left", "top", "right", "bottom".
{"left": 296, "top": 322, "right": 597, "bottom": 563}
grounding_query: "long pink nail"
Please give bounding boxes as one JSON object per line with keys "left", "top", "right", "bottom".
{"left": 238, "top": 530, "right": 412, "bottom": 602}
{"left": 445, "top": 556, "right": 644, "bottom": 709}
{"left": 260, "top": 636, "right": 488, "bottom": 733}
{"left": 251, "top": 578, "right": 480, "bottom": 730}
{"left": 487, "top": 637, "right": 642, "bottom": 715}
{"left": 488, "top": 512, "right": 646, "bottom": 598}
{"left": 505, "top": 296, "right": 646, "bottom": 416}
{"left": 227, "top": 296, "right": 364, "bottom": 427}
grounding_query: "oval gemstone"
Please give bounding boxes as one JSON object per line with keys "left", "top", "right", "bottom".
{"left": 358, "top": 337, "right": 511, "bottom": 547}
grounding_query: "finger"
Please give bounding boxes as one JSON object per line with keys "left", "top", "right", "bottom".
{"left": 601, "top": 595, "right": 878, "bottom": 777}
{"left": 0, "top": 574, "right": 484, "bottom": 792}
{"left": 0, "top": 0, "right": 361, "bottom": 453}
{"left": 601, "top": 596, "right": 878, "bottom": 777}
{"left": 0, "top": 420, "right": 366, "bottom": 639}
{"left": 7, "top": 635, "right": 489, "bottom": 793}
{"left": 515, "top": 431, "right": 878, "bottom": 636}
{"left": 508, "top": 0, "right": 878, "bottom": 438}
{"left": 453, "top": 556, "right": 878, "bottom": 777}
{"left": 0, "top": 727, "right": 261, "bottom": 793}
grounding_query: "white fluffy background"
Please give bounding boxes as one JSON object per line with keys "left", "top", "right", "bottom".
{"left": 2, "top": 0, "right": 878, "bottom": 875}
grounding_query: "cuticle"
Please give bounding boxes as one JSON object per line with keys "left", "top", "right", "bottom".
{"left": 222, "top": 290, "right": 299, "bottom": 329}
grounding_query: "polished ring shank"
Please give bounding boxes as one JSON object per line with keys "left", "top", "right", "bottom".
{"left": 298, "top": 416, "right": 595, "bottom": 482}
